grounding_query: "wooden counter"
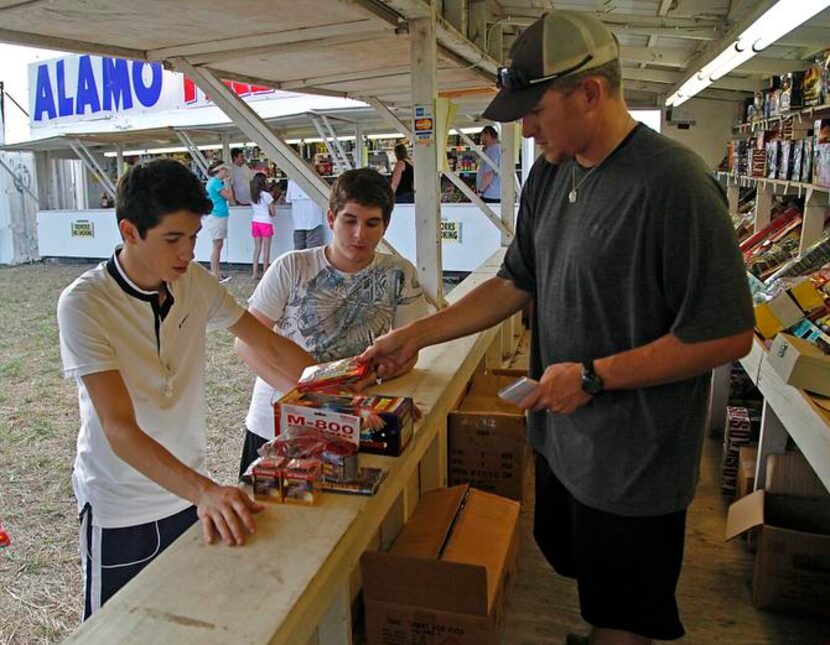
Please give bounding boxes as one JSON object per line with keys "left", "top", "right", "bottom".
{"left": 65, "top": 249, "right": 523, "bottom": 645}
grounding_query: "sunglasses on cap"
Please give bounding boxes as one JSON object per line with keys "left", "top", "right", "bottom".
{"left": 496, "top": 54, "right": 594, "bottom": 91}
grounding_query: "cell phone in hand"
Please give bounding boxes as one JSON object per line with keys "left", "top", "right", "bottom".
{"left": 497, "top": 376, "right": 539, "bottom": 405}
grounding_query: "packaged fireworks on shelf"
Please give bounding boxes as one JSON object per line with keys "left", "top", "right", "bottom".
{"left": 802, "top": 138, "right": 814, "bottom": 183}
{"left": 791, "top": 139, "right": 804, "bottom": 182}
{"left": 803, "top": 60, "right": 823, "bottom": 106}
{"left": 275, "top": 389, "right": 415, "bottom": 456}
{"left": 282, "top": 458, "right": 321, "bottom": 505}
{"left": 766, "top": 141, "right": 779, "bottom": 179}
{"left": 768, "top": 235, "right": 830, "bottom": 282}
{"left": 295, "top": 356, "right": 372, "bottom": 392}
{"left": 320, "top": 467, "right": 386, "bottom": 496}
{"left": 814, "top": 142, "right": 830, "bottom": 187}
{"left": 252, "top": 456, "right": 286, "bottom": 502}
{"left": 778, "top": 140, "right": 792, "bottom": 180}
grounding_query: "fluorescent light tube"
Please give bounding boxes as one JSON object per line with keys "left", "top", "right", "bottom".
{"left": 665, "top": 0, "right": 830, "bottom": 106}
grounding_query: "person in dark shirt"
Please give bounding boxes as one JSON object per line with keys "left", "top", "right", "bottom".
{"left": 363, "top": 11, "right": 754, "bottom": 645}
{"left": 390, "top": 143, "right": 414, "bottom": 203}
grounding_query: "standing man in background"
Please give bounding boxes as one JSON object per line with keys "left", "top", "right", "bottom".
{"left": 205, "top": 160, "right": 233, "bottom": 282}
{"left": 230, "top": 148, "right": 253, "bottom": 206}
{"left": 286, "top": 173, "right": 325, "bottom": 250}
{"left": 363, "top": 10, "right": 754, "bottom": 645}
{"left": 476, "top": 125, "right": 502, "bottom": 203}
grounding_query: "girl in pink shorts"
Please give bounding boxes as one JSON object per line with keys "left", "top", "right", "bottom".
{"left": 250, "top": 173, "right": 276, "bottom": 279}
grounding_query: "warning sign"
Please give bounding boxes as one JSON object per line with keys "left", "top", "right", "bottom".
{"left": 71, "top": 220, "right": 95, "bottom": 238}
{"left": 441, "top": 220, "right": 462, "bottom": 243}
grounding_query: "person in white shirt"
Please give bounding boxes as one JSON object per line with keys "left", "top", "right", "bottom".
{"left": 230, "top": 148, "right": 253, "bottom": 205}
{"left": 249, "top": 172, "right": 276, "bottom": 279}
{"left": 285, "top": 174, "right": 325, "bottom": 250}
{"left": 235, "top": 167, "right": 428, "bottom": 474}
{"left": 57, "top": 159, "right": 315, "bottom": 619}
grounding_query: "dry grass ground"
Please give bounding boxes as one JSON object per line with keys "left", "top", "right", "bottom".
{"left": 0, "top": 261, "right": 261, "bottom": 644}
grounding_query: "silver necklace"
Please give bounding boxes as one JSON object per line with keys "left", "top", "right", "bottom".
{"left": 569, "top": 162, "right": 600, "bottom": 203}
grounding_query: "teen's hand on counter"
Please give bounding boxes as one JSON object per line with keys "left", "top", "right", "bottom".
{"left": 195, "top": 483, "right": 263, "bottom": 546}
{"left": 519, "top": 361, "right": 591, "bottom": 415}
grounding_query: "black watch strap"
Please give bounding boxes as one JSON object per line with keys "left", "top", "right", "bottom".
{"left": 581, "top": 360, "right": 604, "bottom": 395}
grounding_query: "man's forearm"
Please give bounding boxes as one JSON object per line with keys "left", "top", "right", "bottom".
{"left": 408, "top": 276, "right": 530, "bottom": 350}
{"left": 595, "top": 330, "right": 753, "bottom": 390}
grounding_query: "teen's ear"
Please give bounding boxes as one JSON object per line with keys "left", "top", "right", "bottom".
{"left": 326, "top": 208, "right": 336, "bottom": 230}
{"left": 118, "top": 218, "right": 141, "bottom": 244}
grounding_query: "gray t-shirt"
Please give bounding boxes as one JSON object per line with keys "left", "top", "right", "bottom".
{"left": 499, "top": 124, "right": 754, "bottom": 517}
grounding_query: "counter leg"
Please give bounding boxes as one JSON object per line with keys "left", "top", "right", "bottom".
{"left": 755, "top": 400, "right": 788, "bottom": 491}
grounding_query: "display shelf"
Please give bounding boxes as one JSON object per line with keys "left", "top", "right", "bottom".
{"left": 735, "top": 103, "right": 830, "bottom": 133}
{"left": 734, "top": 334, "right": 830, "bottom": 492}
{"left": 716, "top": 171, "right": 829, "bottom": 198}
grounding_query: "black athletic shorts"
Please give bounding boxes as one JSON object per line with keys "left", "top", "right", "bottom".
{"left": 239, "top": 428, "right": 269, "bottom": 481}
{"left": 533, "top": 452, "right": 686, "bottom": 640}
{"left": 79, "top": 503, "right": 197, "bottom": 620}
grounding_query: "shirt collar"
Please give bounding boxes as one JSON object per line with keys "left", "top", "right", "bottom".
{"left": 106, "top": 246, "right": 172, "bottom": 304}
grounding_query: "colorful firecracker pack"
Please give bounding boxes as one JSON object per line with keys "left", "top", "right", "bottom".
{"left": 275, "top": 389, "right": 414, "bottom": 457}
{"left": 295, "top": 356, "right": 372, "bottom": 392}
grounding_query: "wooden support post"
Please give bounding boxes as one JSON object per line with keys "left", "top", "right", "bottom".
{"left": 753, "top": 183, "right": 773, "bottom": 233}
{"left": 726, "top": 180, "right": 740, "bottom": 216}
{"left": 411, "top": 14, "right": 444, "bottom": 306}
{"left": 800, "top": 188, "right": 827, "bottom": 255}
{"left": 442, "top": 0, "right": 467, "bottom": 34}
{"left": 468, "top": 0, "right": 486, "bottom": 51}
{"left": 754, "top": 399, "right": 789, "bottom": 491}
{"left": 706, "top": 364, "right": 731, "bottom": 434}
{"left": 486, "top": 331, "right": 502, "bottom": 369}
{"left": 315, "top": 582, "right": 352, "bottom": 645}
{"left": 419, "top": 419, "right": 447, "bottom": 494}
{"left": 500, "top": 122, "right": 517, "bottom": 246}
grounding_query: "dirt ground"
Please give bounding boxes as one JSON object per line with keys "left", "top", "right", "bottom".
{"left": 0, "top": 261, "right": 261, "bottom": 644}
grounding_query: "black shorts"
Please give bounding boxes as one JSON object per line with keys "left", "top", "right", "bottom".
{"left": 239, "top": 429, "right": 269, "bottom": 481}
{"left": 79, "top": 503, "right": 197, "bottom": 620}
{"left": 533, "top": 452, "right": 686, "bottom": 640}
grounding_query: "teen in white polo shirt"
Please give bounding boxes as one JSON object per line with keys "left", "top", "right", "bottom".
{"left": 57, "top": 159, "right": 315, "bottom": 619}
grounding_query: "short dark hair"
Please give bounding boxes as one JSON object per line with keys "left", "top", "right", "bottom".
{"left": 550, "top": 58, "right": 622, "bottom": 96}
{"left": 393, "top": 143, "right": 409, "bottom": 161}
{"left": 116, "top": 158, "right": 212, "bottom": 238}
{"left": 231, "top": 148, "right": 244, "bottom": 160}
{"left": 481, "top": 125, "right": 499, "bottom": 140}
{"left": 329, "top": 167, "right": 394, "bottom": 225}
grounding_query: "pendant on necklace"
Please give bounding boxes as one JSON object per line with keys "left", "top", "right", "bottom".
{"left": 568, "top": 189, "right": 577, "bottom": 203}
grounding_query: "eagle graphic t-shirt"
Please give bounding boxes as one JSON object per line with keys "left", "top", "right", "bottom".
{"left": 244, "top": 247, "right": 428, "bottom": 439}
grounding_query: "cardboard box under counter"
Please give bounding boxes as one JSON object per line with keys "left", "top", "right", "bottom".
{"left": 767, "top": 333, "right": 830, "bottom": 397}
{"left": 362, "top": 485, "right": 520, "bottom": 645}
{"left": 726, "top": 490, "right": 830, "bottom": 618}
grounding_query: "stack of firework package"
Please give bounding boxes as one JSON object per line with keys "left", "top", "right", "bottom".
{"left": 242, "top": 357, "right": 417, "bottom": 504}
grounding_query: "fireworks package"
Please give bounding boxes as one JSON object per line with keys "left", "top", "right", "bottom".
{"left": 275, "top": 389, "right": 414, "bottom": 456}
{"left": 295, "top": 356, "right": 372, "bottom": 392}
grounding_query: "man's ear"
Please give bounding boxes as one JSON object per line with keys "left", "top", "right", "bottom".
{"left": 581, "top": 76, "right": 604, "bottom": 109}
{"left": 119, "top": 218, "right": 141, "bottom": 245}
{"left": 326, "top": 208, "right": 336, "bottom": 230}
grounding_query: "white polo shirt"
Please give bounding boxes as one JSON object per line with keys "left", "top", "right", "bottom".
{"left": 285, "top": 180, "right": 324, "bottom": 231}
{"left": 58, "top": 250, "right": 245, "bottom": 528}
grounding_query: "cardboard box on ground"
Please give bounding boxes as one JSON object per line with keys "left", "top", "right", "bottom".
{"left": 447, "top": 368, "right": 531, "bottom": 502}
{"left": 361, "top": 485, "right": 520, "bottom": 645}
{"left": 726, "top": 451, "right": 830, "bottom": 618}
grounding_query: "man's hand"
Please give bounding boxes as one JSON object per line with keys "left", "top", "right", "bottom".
{"left": 519, "top": 362, "right": 592, "bottom": 415}
{"left": 359, "top": 327, "right": 420, "bottom": 379}
{"left": 195, "top": 483, "right": 263, "bottom": 546}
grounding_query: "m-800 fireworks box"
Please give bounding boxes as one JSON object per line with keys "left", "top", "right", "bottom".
{"left": 275, "top": 389, "right": 414, "bottom": 456}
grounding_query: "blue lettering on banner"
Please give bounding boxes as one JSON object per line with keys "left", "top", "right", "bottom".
{"left": 75, "top": 55, "right": 101, "bottom": 115}
{"left": 132, "top": 61, "right": 162, "bottom": 107}
{"left": 33, "top": 65, "right": 56, "bottom": 121}
{"left": 56, "top": 59, "right": 74, "bottom": 117}
{"left": 31, "top": 56, "right": 164, "bottom": 122}
{"left": 101, "top": 58, "right": 133, "bottom": 111}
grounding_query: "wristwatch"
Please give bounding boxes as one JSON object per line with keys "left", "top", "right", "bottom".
{"left": 580, "top": 360, "right": 604, "bottom": 396}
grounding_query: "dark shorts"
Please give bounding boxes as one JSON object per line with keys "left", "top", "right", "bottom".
{"left": 533, "top": 452, "right": 686, "bottom": 640}
{"left": 239, "top": 428, "right": 269, "bottom": 481}
{"left": 79, "top": 503, "right": 198, "bottom": 620}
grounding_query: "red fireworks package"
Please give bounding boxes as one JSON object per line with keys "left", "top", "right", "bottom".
{"left": 295, "top": 356, "right": 372, "bottom": 392}
{"left": 0, "top": 519, "right": 10, "bottom": 548}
